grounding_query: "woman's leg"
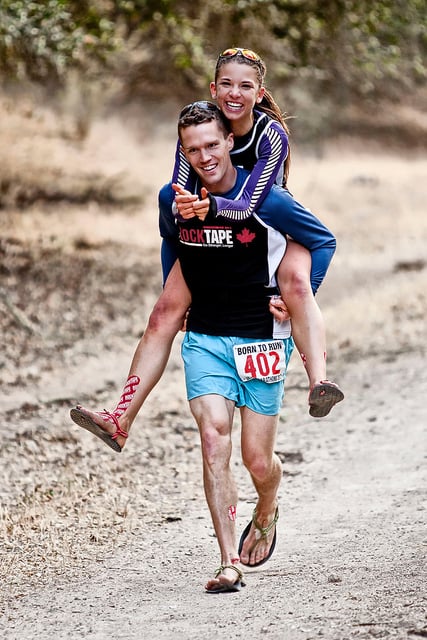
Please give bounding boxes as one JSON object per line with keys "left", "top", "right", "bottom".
{"left": 274, "top": 240, "right": 343, "bottom": 417}
{"left": 70, "top": 260, "right": 191, "bottom": 449}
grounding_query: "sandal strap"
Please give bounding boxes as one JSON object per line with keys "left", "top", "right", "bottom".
{"left": 214, "top": 564, "right": 243, "bottom": 580}
{"left": 252, "top": 506, "right": 279, "bottom": 539}
{"left": 100, "top": 410, "right": 129, "bottom": 440}
{"left": 309, "top": 380, "right": 341, "bottom": 393}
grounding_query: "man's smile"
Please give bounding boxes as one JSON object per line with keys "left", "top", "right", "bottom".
{"left": 201, "top": 163, "right": 218, "bottom": 173}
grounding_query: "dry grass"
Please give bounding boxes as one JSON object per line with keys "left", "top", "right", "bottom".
{"left": 0, "top": 400, "right": 201, "bottom": 610}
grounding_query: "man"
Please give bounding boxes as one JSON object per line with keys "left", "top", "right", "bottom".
{"left": 70, "top": 97, "right": 338, "bottom": 456}
{"left": 158, "top": 101, "right": 334, "bottom": 593}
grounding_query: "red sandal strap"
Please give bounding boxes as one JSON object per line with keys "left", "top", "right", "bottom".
{"left": 100, "top": 410, "right": 129, "bottom": 440}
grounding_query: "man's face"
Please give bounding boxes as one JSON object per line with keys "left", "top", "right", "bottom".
{"left": 179, "top": 121, "right": 235, "bottom": 192}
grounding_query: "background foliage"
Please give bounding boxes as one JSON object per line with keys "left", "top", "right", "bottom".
{"left": 1, "top": 1, "right": 425, "bottom": 94}
{"left": 0, "top": 0, "right": 426, "bottom": 139}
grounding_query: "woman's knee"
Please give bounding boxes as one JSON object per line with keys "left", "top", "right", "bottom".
{"left": 279, "top": 268, "right": 312, "bottom": 300}
{"left": 278, "top": 245, "right": 312, "bottom": 300}
{"left": 147, "top": 291, "right": 187, "bottom": 333}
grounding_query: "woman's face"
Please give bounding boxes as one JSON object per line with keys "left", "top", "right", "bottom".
{"left": 210, "top": 61, "right": 265, "bottom": 130}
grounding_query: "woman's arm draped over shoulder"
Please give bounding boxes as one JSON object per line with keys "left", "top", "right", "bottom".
{"left": 213, "top": 120, "right": 288, "bottom": 221}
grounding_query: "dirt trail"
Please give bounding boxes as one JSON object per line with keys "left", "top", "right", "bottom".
{"left": 2, "top": 348, "right": 426, "bottom": 639}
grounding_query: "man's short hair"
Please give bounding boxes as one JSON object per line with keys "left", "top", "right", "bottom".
{"left": 178, "top": 101, "right": 231, "bottom": 140}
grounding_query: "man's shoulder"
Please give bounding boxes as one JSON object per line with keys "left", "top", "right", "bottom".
{"left": 226, "top": 166, "right": 250, "bottom": 194}
{"left": 236, "top": 166, "right": 250, "bottom": 179}
{"left": 159, "top": 181, "right": 174, "bottom": 203}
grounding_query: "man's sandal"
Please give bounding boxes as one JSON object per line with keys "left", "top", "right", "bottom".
{"left": 308, "top": 380, "right": 344, "bottom": 418}
{"left": 238, "top": 506, "right": 279, "bottom": 568}
{"left": 205, "top": 564, "right": 245, "bottom": 594}
{"left": 70, "top": 407, "right": 127, "bottom": 453}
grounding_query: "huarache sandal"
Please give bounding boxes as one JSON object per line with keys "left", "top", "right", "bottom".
{"left": 205, "top": 564, "right": 245, "bottom": 594}
{"left": 70, "top": 407, "right": 127, "bottom": 453}
{"left": 308, "top": 380, "right": 344, "bottom": 418}
{"left": 238, "top": 506, "right": 279, "bottom": 568}
{"left": 69, "top": 375, "right": 139, "bottom": 452}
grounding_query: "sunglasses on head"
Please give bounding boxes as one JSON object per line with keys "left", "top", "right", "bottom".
{"left": 219, "top": 47, "right": 261, "bottom": 62}
{"left": 179, "top": 100, "right": 217, "bottom": 118}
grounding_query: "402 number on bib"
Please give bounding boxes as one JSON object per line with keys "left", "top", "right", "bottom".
{"left": 233, "top": 340, "right": 286, "bottom": 384}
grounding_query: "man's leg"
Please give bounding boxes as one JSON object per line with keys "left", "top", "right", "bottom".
{"left": 239, "top": 407, "right": 282, "bottom": 566}
{"left": 71, "top": 261, "right": 191, "bottom": 450}
{"left": 189, "top": 394, "right": 243, "bottom": 591}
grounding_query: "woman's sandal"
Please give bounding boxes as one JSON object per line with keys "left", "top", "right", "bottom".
{"left": 70, "top": 375, "right": 139, "bottom": 452}
{"left": 238, "top": 506, "right": 279, "bottom": 568}
{"left": 206, "top": 564, "right": 245, "bottom": 594}
{"left": 70, "top": 407, "right": 127, "bottom": 453}
{"left": 308, "top": 380, "right": 344, "bottom": 418}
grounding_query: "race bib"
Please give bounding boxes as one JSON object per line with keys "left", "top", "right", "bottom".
{"left": 233, "top": 340, "right": 286, "bottom": 384}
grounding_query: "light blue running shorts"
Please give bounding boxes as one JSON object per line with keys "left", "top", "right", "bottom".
{"left": 181, "top": 332, "right": 294, "bottom": 416}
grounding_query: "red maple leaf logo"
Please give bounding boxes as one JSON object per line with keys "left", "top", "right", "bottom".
{"left": 236, "top": 228, "right": 256, "bottom": 245}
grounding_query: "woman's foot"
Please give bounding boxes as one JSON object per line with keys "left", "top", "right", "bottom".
{"left": 70, "top": 375, "right": 140, "bottom": 451}
{"left": 308, "top": 380, "right": 344, "bottom": 417}
{"left": 70, "top": 405, "right": 129, "bottom": 452}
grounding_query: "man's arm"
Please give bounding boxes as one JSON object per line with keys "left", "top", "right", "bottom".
{"left": 158, "top": 182, "right": 180, "bottom": 283}
{"left": 255, "top": 187, "right": 336, "bottom": 294}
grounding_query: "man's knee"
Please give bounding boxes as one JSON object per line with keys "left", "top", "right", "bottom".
{"left": 199, "top": 424, "right": 231, "bottom": 468}
{"left": 242, "top": 449, "right": 271, "bottom": 480}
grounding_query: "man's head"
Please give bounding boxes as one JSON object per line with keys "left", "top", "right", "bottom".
{"left": 178, "top": 100, "right": 231, "bottom": 138}
{"left": 178, "top": 101, "right": 236, "bottom": 193}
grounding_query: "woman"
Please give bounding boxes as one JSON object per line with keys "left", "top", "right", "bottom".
{"left": 172, "top": 47, "right": 343, "bottom": 411}
{"left": 70, "top": 48, "right": 343, "bottom": 453}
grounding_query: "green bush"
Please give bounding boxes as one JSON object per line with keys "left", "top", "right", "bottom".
{"left": 0, "top": 0, "right": 425, "bottom": 101}
{"left": 0, "top": 0, "right": 116, "bottom": 82}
